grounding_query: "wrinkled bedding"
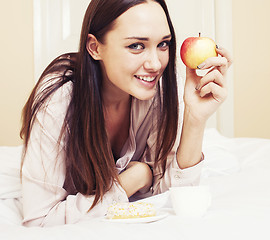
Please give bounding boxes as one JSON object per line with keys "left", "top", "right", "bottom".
{"left": 0, "top": 129, "right": 269, "bottom": 240}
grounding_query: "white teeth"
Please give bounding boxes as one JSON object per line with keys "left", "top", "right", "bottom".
{"left": 136, "top": 75, "right": 156, "bottom": 82}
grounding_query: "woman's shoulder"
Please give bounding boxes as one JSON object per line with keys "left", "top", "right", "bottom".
{"left": 34, "top": 72, "right": 74, "bottom": 120}
{"left": 34, "top": 80, "right": 73, "bottom": 124}
{"left": 35, "top": 53, "right": 76, "bottom": 105}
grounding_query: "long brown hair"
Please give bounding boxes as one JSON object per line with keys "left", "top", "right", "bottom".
{"left": 20, "top": 0, "right": 178, "bottom": 209}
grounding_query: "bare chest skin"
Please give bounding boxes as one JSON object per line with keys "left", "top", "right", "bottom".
{"left": 104, "top": 100, "right": 131, "bottom": 160}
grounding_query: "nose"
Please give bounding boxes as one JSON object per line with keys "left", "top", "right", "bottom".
{"left": 144, "top": 50, "right": 162, "bottom": 72}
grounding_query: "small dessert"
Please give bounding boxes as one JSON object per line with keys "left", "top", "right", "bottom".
{"left": 106, "top": 202, "right": 156, "bottom": 219}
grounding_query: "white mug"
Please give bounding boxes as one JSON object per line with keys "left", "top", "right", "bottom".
{"left": 169, "top": 186, "right": 212, "bottom": 218}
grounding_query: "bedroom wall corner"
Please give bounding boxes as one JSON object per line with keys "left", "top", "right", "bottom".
{"left": 232, "top": 0, "right": 270, "bottom": 139}
{"left": 0, "top": 0, "right": 35, "bottom": 146}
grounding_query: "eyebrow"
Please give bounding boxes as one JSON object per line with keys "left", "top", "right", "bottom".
{"left": 124, "top": 34, "right": 172, "bottom": 41}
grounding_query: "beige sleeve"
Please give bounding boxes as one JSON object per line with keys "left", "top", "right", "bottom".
{"left": 22, "top": 83, "right": 128, "bottom": 227}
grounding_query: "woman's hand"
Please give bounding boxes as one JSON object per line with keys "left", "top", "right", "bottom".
{"left": 176, "top": 46, "right": 232, "bottom": 169}
{"left": 118, "top": 161, "right": 153, "bottom": 197}
{"left": 183, "top": 46, "right": 233, "bottom": 124}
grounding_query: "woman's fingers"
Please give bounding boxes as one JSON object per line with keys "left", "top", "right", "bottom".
{"left": 199, "top": 82, "right": 228, "bottom": 103}
{"left": 196, "top": 68, "right": 227, "bottom": 103}
{"left": 216, "top": 46, "right": 233, "bottom": 67}
{"left": 196, "top": 69, "right": 226, "bottom": 90}
{"left": 186, "top": 46, "right": 232, "bottom": 93}
{"left": 197, "top": 46, "right": 232, "bottom": 75}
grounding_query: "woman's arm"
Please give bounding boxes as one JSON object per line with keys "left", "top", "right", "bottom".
{"left": 176, "top": 46, "right": 232, "bottom": 169}
{"left": 176, "top": 110, "right": 205, "bottom": 169}
{"left": 130, "top": 47, "right": 232, "bottom": 195}
{"left": 118, "top": 161, "right": 153, "bottom": 197}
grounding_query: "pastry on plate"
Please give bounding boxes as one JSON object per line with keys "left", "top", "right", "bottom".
{"left": 106, "top": 202, "right": 156, "bottom": 219}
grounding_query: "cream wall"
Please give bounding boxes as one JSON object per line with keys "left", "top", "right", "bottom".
{"left": 0, "top": 0, "right": 34, "bottom": 146}
{"left": 0, "top": 0, "right": 269, "bottom": 146}
{"left": 232, "top": 0, "right": 270, "bottom": 139}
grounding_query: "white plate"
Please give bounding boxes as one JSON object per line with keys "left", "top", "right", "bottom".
{"left": 103, "top": 210, "right": 169, "bottom": 224}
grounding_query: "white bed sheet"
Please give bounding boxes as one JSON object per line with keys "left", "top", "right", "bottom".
{"left": 0, "top": 128, "right": 269, "bottom": 240}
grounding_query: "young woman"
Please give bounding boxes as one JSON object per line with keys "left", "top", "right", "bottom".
{"left": 20, "top": 0, "right": 232, "bottom": 227}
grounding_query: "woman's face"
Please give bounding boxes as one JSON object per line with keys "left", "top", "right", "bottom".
{"left": 97, "top": 1, "right": 171, "bottom": 101}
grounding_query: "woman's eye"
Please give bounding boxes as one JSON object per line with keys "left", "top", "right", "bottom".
{"left": 158, "top": 40, "right": 171, "bottom": 49}
{"left": 128, "top": 43, "right": 145, "bottom": 50}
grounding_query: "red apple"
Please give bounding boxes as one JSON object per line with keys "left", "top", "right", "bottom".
{"left": 180, "top": 33, "right": 218, "bottom": 69}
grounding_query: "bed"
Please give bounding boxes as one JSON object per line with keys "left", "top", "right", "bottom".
{"left": 0, "top": 128, "right": 269, "bottom": 240}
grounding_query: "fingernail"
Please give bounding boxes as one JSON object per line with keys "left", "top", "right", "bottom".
{"left": 197, "top": 62, "right": 206, "bottom": 69}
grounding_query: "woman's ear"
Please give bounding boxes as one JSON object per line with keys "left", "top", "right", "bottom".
{"left": 86, "top": 34, "right": 102, "bottom": 60}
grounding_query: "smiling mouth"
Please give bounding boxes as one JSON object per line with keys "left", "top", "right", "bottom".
{"left": 135, "top": 75, "right": 156, "bottom": 82}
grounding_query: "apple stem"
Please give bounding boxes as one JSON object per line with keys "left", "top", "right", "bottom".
{"left": 199, "top": 32, "right": 201, "bottom": 37}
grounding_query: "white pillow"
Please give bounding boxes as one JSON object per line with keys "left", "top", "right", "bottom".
{"left": 202, "top": 129, "right": 240, "bottom": 178}
{"left": 0, "top": 146, "right": 22, "bottom": 199}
